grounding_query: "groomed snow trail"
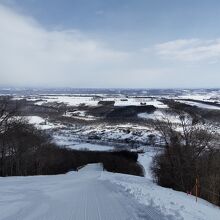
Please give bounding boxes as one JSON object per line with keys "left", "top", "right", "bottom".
{"left": 0, "top": 164, "right": 168, "bottom": 220}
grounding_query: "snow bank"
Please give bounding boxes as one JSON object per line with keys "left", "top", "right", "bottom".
{"left": 102, "top": 147, "right": 220, "bottom": 220}
{"left": 101, "top": 172, "right": 220, "bottom": 220}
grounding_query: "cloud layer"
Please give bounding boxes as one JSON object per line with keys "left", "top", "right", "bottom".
{"left": 0, "top": 3, "right": 219, "bottom": 88}
{"left": 156, "top": 39, "right": 220, "bottom": 62}
{"left": 0, "top": 4, "right": 132, "bottom": 87}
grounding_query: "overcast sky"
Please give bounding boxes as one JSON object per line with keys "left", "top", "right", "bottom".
{"left": 0, "top": 0, "right": 220, "bottom": 88}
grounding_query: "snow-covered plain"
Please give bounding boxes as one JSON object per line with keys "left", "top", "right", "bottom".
{"left": 11, "top": 90, "right": 220, "bottom": 116}
{"left": 13, "top": 94, "right": 168, "bottom": 108}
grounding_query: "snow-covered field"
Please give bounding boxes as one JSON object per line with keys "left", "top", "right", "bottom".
{"left": 13, "top": 94, "right": 168, "bottom": 108}
{"left": 10, "top": 89, "right": 220, "bottom": 117}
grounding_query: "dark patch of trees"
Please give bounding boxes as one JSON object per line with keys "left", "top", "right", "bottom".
{"left": 0, "top": 96, "right": 66, "bottom": 117}
{"left": 106, "top": 105, "right": 156, "bottom": 118}
{"left": 98, "top": 101, "right": 115, "bottom": 106}
{"left": 151, "top": 112, "right": 220, "bottom": 206}
{"left": 85, "top": 105, "right": 114, "bottom": 118}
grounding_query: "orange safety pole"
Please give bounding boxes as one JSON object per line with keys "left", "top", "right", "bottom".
{"left": 196, "top": 177, "right": 198, "bottom": 202}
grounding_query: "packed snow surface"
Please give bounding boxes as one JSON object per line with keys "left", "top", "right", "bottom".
{"left": 0, "top": 162, "right": 219, "bottom": 220}
{"left": 102, "top": 172, "right": 220, "bottom": 220}
{"left": 0, "top": 164, "right": 169, "bottom": 220}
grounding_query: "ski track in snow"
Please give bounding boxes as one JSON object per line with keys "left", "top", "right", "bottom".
{"left": 0, "top": 164, "right": 169, "bottom": 220}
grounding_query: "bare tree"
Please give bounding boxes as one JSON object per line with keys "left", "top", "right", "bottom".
{"left": 151, "top": 111, "right": 220, "bottom": 205}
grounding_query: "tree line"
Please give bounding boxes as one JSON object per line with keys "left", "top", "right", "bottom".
{"left": 151, "top": 111, "right": 220, "bottom": 206}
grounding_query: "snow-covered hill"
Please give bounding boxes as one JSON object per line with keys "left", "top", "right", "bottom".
{"left": 0, "top": 162, "right": 219, "bottom": 220}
